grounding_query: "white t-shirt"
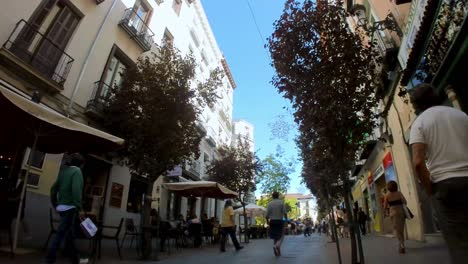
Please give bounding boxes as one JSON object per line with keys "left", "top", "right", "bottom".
{"left": 409, "top": 106, "right": 468, "bottom": 183}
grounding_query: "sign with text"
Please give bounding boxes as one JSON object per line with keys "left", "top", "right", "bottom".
{"left": 383, "top": 152, "right": 397, "bottom": 183}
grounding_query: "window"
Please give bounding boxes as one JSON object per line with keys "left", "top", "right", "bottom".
{"left": 19, "top": 0, "right": 81, "bottom": 81}
{"left": 130, "top": 0, "right": 151, "bottom": 28}
{"left": 173, "top": 0, "right": 182, "bottom": 16}
{"left": 20, "top": 169, "right": 41, "bottom": 187}
{"left": 190, "top": 29, "right": 200, "bottom": 47}
{"left": 27, "top": 148, "right": 46, "bottom": 169}
{"left": 127, "top": 177, "right": 147, "bottom": 213}
{"left": 163, "top": 28, "right": 174, "bottom": 47}
{"left": 201, "top": 50, "right": 208, "bottom": 66}
{"left": 98, "top": 46, "right": 132, "bottom": 98}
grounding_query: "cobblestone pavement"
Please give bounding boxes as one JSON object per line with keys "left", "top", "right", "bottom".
{"left": 0, "top": 233, "right": 450, "bottom": 263}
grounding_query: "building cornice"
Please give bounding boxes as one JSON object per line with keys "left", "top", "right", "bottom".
{"left": 221, "top": 57, "right": 236, "bottom": 89}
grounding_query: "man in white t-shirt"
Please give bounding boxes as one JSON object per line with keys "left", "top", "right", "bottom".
{"left": 409, "top": 83, "right": 468, "bottom": 264}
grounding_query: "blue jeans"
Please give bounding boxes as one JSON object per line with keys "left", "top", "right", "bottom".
{"left": 46, "top": 208, "right": 80, "bottom": 264}
{"left": 220, "top": 226, "right": 241, "bottom": 251}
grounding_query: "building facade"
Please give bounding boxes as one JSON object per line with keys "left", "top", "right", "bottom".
{"left": 0, "top": 0, "right": 240, "bottom": 248}
{"left": 347, "top": 0, "right": 467, "bottom": 242}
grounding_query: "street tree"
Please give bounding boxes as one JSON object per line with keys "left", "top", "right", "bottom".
{"left": 207, "top": 138, "right": 262, "bottom": 236}
{"left": 268, "top": 0, "right": 380, "bottom": 263}
{"left": 256, "top": 145, "right": 294, "bottom": 195}
{"left": 105, "top": 43, "right": 222, "bottom": 259}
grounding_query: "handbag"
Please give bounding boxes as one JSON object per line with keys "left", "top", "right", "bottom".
{"left": 80, "top": 217, "right": 98, "bottom": 238}
{"left": 403, "top": 205, "right": 414, "bottom": 219}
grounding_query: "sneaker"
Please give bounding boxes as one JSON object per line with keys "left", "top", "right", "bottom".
{"left": 236, "top": 246, "right": 244, "bottom": 251}
{"left": 273, "top": 246, "right": 278, "bottom": 256}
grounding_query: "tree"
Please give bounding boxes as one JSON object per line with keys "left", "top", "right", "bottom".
{"left": 256, "top": 145, "right": 294, "bottom": 195}
{"left": 207, "top": 138, "right": 262, "bottom": 239}
{"left": 268, "top": 0, "right": 380, "bottom": 263}
{"left": 105, "top": 43, "right": 222, "bottom": 259}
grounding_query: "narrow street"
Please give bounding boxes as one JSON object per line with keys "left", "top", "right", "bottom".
{"left": 0, "top": 232, "right": 450, "bottom": 263}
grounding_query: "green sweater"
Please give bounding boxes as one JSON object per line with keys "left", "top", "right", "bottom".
{"left": 50, "top": 166, "right": 84, "bottom": 209}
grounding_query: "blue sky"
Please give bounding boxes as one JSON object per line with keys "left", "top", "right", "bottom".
{"left": 202, "top": 0, "right": 307, "bottom": 194}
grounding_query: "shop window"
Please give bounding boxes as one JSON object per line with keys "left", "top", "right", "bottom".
{"left": 127, "top": 177, "right": 147, "bottom": 213}
{"left": 109, "top": 182, "right": 124, "bottom": 208}
{"left": 20, "top": 169, "right": 41, "bottom": 187}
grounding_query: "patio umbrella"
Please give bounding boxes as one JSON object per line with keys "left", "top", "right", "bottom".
{"left": 0, "top": 83, "right": 124, "bottom": 253}
{"left": 162, "top": 181, "right": 238, "bottom": 199}
{"left": 234, "top": 203, "right": 266, "bottom": 217}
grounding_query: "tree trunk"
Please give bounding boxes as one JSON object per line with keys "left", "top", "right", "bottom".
{"left": 343, "top": 188, "right": 358, "bottom": 264}
{"left": 241, "top": 197, "right": 249, "bottom": 243}
{"left": 141, "top": 180, "right": 156, "bottom": 260}
{"left": 330, "top": 205, "right": 343, "bottom": 264}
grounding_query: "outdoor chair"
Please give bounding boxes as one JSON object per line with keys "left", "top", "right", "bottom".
{"left": 99, "top": 217, "right": 124, "bottom": 260}
{"left": 43, "top": 208, "right": 60, "bottom": 250}
{"left": 201, "top": 222, "right": 213, "bottom": 245}
{"left": 120, "top": 218, "right": 141, "bottom": 250}
{"left": 188, "top": 223, "right": 202, "bottom": 248}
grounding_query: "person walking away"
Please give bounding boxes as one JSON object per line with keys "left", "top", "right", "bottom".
{"left": 266, "top": 192, "right": 287, "bottom": 256}
{"left": 46, "top": 153, "right": 85, "bottom": 264}
{"left": 409, "top": 83, "right": 468, "bottom": 264}
{"left": 220, "top": 200, "right": 243, "bottom": 252}
{"left": 358, "top": 207, "right": 367, "bottom": 235}
{"left": 383, "top": 181, "right": 407, "bottom": 254}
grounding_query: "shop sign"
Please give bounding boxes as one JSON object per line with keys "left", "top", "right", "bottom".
{"left": 167, "top": 165, "right": 182, "bottom": 177}
{"left": 398, "top": 0, "right": 429, "bottom": 68}
{"left": 383, "top": 152, "right": 397, "bottom": 182}
{"left": 373, "top": 164, "right": 385, "bottom": 181}
{"left": 367, "top": 170, "right": 373, "bottom": 185}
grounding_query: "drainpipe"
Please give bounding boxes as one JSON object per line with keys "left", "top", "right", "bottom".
{"left": 66, "top": 0, "right": 118, "bottom": 117}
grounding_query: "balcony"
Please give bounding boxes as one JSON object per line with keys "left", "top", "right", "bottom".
{"left": 85, "top": 81, "right": 111, "bottom": 119}
{"left": 119, "top": 8, "right": 154, "bottom": 52}
{"left": 0, "top": 20, "right": 74, "bottom": 93}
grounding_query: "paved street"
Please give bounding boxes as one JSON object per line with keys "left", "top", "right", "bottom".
{"left": 1, "top": 233, "right": 450, "bottom": 263}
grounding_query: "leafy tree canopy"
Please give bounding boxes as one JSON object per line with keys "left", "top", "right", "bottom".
{"left": 105, "top": 44, "right": 222, "bottom": 181}
{"left": 256, "top": 145, "right": 294, "bottom": 195}
{"left": 207, "top": 139, "right": 262, "bottom": 203}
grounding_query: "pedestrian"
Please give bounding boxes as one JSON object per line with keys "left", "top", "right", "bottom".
{"left": 383, "top": 180, "right": 407, "bottom": 254}
{"left": 220, "top": 200, "right": 243, "bottom": 252}
{"left": 266, "top": 191, "right": 287, "bottom": 256}
{"left": 46, "top": 153, "right": 85, "bottom": 264}
{"left": 290, "top": 219, "right": 296, "bottom": 235}
{"left": 358, "top": 207, "right": 367, "bottom": 235}
{"left": 409, "top": 83, "right": 468, "bottom": 264}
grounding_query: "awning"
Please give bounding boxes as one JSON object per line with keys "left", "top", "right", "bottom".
{"left": 163, "top": 181, "right": 238, "bottom": 199}
{"left": 234, "top": 203, "right": 266, "bottom": 217}
{"left": 0, "top": 82, "right": 124, "bottom": 153}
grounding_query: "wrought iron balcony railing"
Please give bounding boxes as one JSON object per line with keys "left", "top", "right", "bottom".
{"left": 85, "top": 81, "right": 111, "bottom": 117}
{"left": 119, "top": 8, "right": 155, "bottom": 52}
{"left": 2, "top": 19, "right": 74, "bottom": 86}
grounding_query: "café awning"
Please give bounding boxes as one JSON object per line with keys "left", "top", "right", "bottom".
{"left": 163, "top": 181, "right": 238, "bottom": 199}
{"left": 234, "top": 203, "right": 266, "bottom": 217}
{"left": 0, "top": 82, "right": 124, "bottom": 153}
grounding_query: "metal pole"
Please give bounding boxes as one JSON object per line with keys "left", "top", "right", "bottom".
{"left": 13, "top": 133, "right": 38, "bottom": 252}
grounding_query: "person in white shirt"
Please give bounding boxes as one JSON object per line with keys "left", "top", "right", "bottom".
{"left": 409, "top": 83, "right": 468, "bottom": 264}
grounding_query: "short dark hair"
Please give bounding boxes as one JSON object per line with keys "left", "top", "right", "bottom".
{"left": 387, "top": 181, "right": 398, "bottom": 192}
{"left": 224, "top": 199, "right": 232, "bottom": 208}
{"left": 409, "top": 83, "right": 442, "bottom": 114}
{"left": 272, "top": 191, "right": 279, "bottom": 199}
{"left": 68, "top": 153, "right": 85, "bottom": 167}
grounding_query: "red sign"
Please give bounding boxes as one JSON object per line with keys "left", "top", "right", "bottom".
{"left": 367, "top": 171, "right": 373, "bottom": 185}
{"left": 383, "top": 152, "right": 393, "bottom": 169}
